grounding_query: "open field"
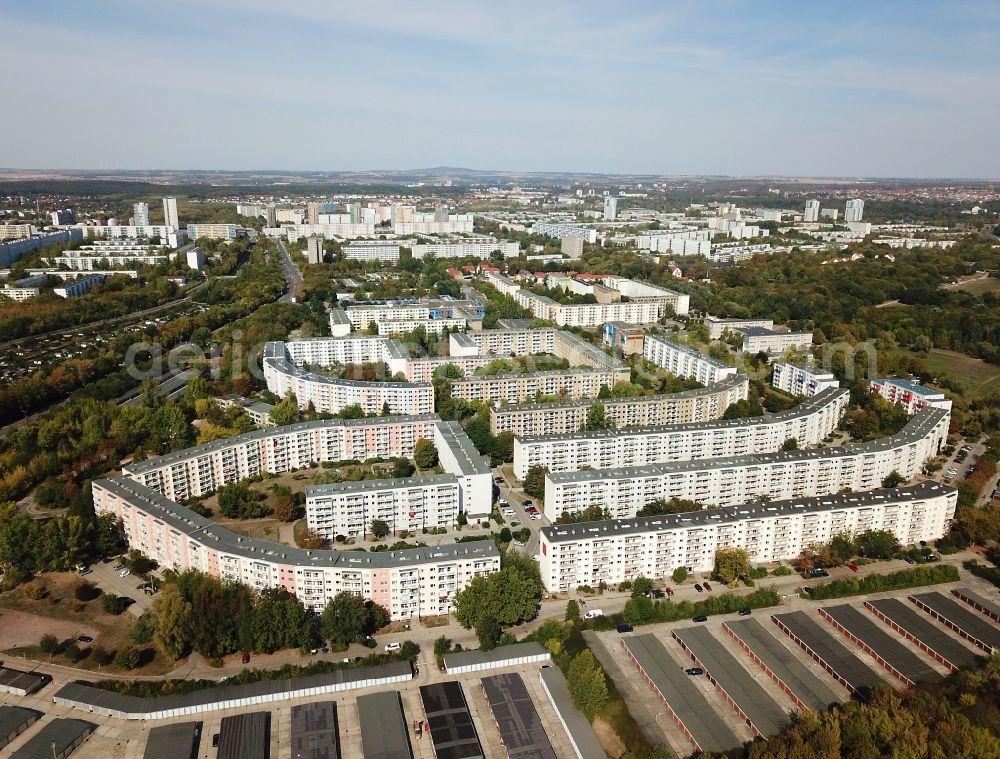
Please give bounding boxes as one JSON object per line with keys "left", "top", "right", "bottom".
{"left": 953, "top": 278, "right": 1000, "bottom": 295}
{"left": 892, "top": 347, "right": 1000, "bottom": 396}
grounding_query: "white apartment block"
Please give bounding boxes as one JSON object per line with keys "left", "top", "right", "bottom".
{"left": 93, "top": 477, "right": 499, "bottom": 620}
{"left": 514, "top": 387, "right": 849, "bottom": 479}
{"left": 643, "top": 334, "right": 738, "bottom": 385}
{"left": 306, "top": 475, "right": 461, "bottom": 539}
{"left": 543, "top": 406, "right": 950, "bottom": 520}
{"left": 515, "top": 288, "right": 662, "bottom": 327}
{"left": 538, "top": 482, "right": 956, "bottom": 590}
{"left": 490, "top": 375, "right": 749, "bottom": 436}
{"left": 346, "top": 304, "right": 433, "bottom": 328}
{"left": 187, "top": 224, "right": 237, "bottom": 241}
{"left": 378, "top": 317, "right": 467, "bottom": 336}
{"left": 449, "top": 329, "right": 623, "bottom": 371}
{"left": 133, "top": 202, "right": 150, "bottom": 227}
{"left": 707, "top": 243, "right": 773, "bottom": 264}
{"left": 343, "top": 242, "right": 402, "bottom": 262}
{"left": 327, "top": 308, "right": 352, "bottom": 336}
{"left": 772, "top": 362, "right": 840, "bottom": 397}
{"left": 845, "top": 199, "right": 865, "bottom": 223}
{"left": 804, "top": 200, "right": 820, "bottom": 223}
{"left": 0, "top": 224, "right": 33, "bottom": 240}
{"left": 283, "top": 224, "right": 377, "bottom": 242}
{"left": 410, "top": 238, "right": 520, "bottom": 259}
{"left": 392, "top": 215, "right": 474, "bottom": 235}
{"left": 869, "top": 378, "right": 953, "bottom": 414}
{"left": 739, "top": 328, "right": 813, "bottom": 354}
{"left": 876, "top": 238, "right": 957, "bottom": 250}
{"left": 532, "top": 222, "right": 598, "bottom": 244}
{"left": 54, "top": 274, "right": 105, "bottom": 298}
{"left": 49, "top": 250, "right": 173, "bottom": 270}
{"left": 1, "top": 285, "right": 40, "bottom": 301}
{"left": 704, "top": 316, "right": 774, "bottom": 341}
{"left": 449, "top": 367, "right": 630, "bottom": 405}
{"left": 80, "top": 225, "right": 183, "bottom": 247}
{"left": 162, "top": 197, "right": 179, "bottom": 229}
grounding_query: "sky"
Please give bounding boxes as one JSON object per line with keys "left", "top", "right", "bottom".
{"left": 2, "top": 0, "right": 998, "bottom": 178}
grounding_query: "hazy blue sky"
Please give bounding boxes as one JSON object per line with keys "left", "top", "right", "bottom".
{"left": 2, "top": 0, "right": 998, "bottom": 177}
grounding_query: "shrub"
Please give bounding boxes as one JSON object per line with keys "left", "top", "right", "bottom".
{"left": 74, "top": 581, "right": 102, "bottom": 602}
{"left": 114, "top": 645, "right": 142, "bottom": 670}
{"left": 64, "top": 642, "right": 84, "bottom": 662}
{"left": 101, "top": 594, "right": 131, "bottom": 615}
{"left": 771, "top": 566, "right": 793, "bottom": 577}
{"left": 672, "top": 566, "right": 688, "bottom": 584}
{"left": 39, "top": 633, "right": 59, "bottom": 654}
{"left": 565, "top": 600, "right": 580, "bottom": 620}
{"left": 804, "top": 565, "right": 959, "bottom": 600}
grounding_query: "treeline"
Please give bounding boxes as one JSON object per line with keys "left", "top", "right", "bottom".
{"left": 619, "top": 586, "right": 781, "bottom": 628}
{"left": 0, "top": 498, "right": 125, "bottom": 586}
{"left": 804, "top": 564, "right": 959, "bottom": 600}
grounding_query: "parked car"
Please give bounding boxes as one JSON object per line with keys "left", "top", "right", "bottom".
{"left": 512, "top": 540, "right": 525, "bottom": 547}
{"left": 692, "top": 615, "right": 708, "bottom": 623}
{"left": 212, "top": 734, "right": 220, "bottom": 748}
{"left": 651, "top": 589, "right": 666, "bottom": 599}
{"left": 584, "top": 609, "right": 604, "bottom": 619}
{"left": 665, "top": 587, "right": 674, "bottom": 597}
{"left": 522, "top": 500, "right": 532, "bottom": 508}
{"left": 385, "top": 642, "right": 401, "bottom": 653}
{"left": 241, "top": 652, "right": 250, "bottom": 664}
{"left": 904, "top": 556, "right": 916, "bottom": 565}
{"left": 78, "top": 635, "right": 94, "bottom": 643}
{"left": 694, "top": 583, "right": 704, "bottom": 592}
{"left": 530, "top": 514, "right": 541, "bottom": 521}
{"left": 112, "top": 563, "right": 124, "bottom": 571}
{"left": 685, "top": 667, "right": 704, "bottom": 675}
{"left": 703, "top": 582, "right": 712, "bottom": 591}
{"left": 499, "top": 498, "right": 509, "bottom": 507}
{"left": 119, "top": 569, "right": 131, "bottom": 578}
{"left": 78, "top": 568, "right": 92, "bottom": 576}
{"left": 926, "top": 555, "right": 940, "bottom": 562}
{"left": 810, "top": 568, "right": 829, "bottom": 577}
{"left": 738, "top": 608, "right": 752, "bottom": 616}
{"left": 846, "top": 562, "right": 859, "bottom": 573}
{"left": 616, "top": 624, "right": 633, "bottom": 633}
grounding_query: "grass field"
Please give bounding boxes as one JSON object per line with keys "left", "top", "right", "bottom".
{"left": 891, "top": 347, "right": 1000, "bottom": 397}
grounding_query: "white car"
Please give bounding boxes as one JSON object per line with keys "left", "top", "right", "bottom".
{"left": 499, "top": 499, "right": 509, "bottom": 507}
{"left": 583, "top": 609, "right": 604, "bottom": 619}
{"left": 119, "top": 569, "right": 131, "bottom": 577}
{"left": 384, "top": 642, "right": 401, "bottom": 653}
{"left": 512, "top": 540, "right": 525, "bottom": 547}
{"left": 530, "top": 513, "right": 542, "bottom": 521}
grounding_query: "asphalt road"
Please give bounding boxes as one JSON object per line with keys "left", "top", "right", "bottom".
{"left": 274, "top": 238, "right": 303, "bottom": 302}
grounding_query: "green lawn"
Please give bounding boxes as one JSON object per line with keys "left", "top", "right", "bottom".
{"left": 892, "top": 348, "right": 1000, "bottom": 397}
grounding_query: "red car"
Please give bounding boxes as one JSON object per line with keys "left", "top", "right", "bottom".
{"left": 241, "top": 652, "right": 251, "bottom": 664}
{"left": 846, "top": 563, "right": 859, "bottom": 573}
{"left": 665, "top": 587, "right": 674, "bottom": 597}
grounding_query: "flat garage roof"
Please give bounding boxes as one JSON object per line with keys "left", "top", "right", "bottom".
{"left": 723, "top": 619, "right": 841, "bottom": 713}
{"left": 481, "top": 673, "right": 556, "bottom": 759}
{"left": 623, "top": 634, "right": 742, "bottom": 754}
{"left": 11, "top": 718, "right": 95, "bottom": 759}
{"left": 291, "top": 702, "right": 340, "bottom": 759}
{"left": 218, "top": 712, "right": 269, "bottom": 759}
{"left": 821, "top": 604, "right": 942, "bottom": 684}
{"left": 951, "top": 587, "right": 1000, "bottom": 622}
{"left": 866, "top": 598, "right": 981, "bottom": 671}
{"left": 0, "top": 706, "right": 41, "bottom": 751}
{"left": 143, "top": 722, "right": 201, "bottom": 759}
{"left": 357, "top": 691, "right": 413, "bottom": 759}
{"left": 772, "top": 612, "right": 884, "bottom": 699}
{"left": 673, "top": 626, "right": 789, "bottom": 737}
{"left": 909, "top": 592, "right": 1000, "bottom": 653}
{"left": 419, "top": 681, "right": 484, "bottom": 759}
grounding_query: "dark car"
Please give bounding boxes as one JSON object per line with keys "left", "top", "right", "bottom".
{"left": 685, "top": 667, "right": 704, "bottom": 676}
{"left": 926, "top": 555, "right": 940, "bottom": 562}
{"left": 651, "top": 589, "right": 666, "bottom": 599}
{"left": 212, "top": 734, "right": 220, "bottom": 748}
{"left": 78, "top": 635, "right": 94, "bottom": 643}
{"left": 738, "top": 608, "right": 752, "bottom": 616}
{"left": 692, "top": 615, "right": 708, "bottom": 623}
{"left": 694, "top": 583, "right": 704, "bottom": 592}
{"left": 522, "top": 500, "right": 532, "bottom": 508}
{"left": 616, "top": 624, "right": 634, "bottom": 633}
{"left": 703, "top": 582, "right": 712, "bottom": 591}
{"left": 904, "top": 556, "right": 916, "bottom": 564}
{"left": 810, "top": 568, "right": 829, "bottom": 577}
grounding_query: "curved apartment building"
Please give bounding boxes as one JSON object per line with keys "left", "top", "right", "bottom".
{"left": 513, "top": 387, "right": 849, "bottom": 478}
{"left": 538, "top": 482, "right": 957, "bottom": 591}
{"left": 93, "top": 477, "right": 499, "bottom": 620}
{"left": 543, "top": 406, "right": 950, "bottom": 520}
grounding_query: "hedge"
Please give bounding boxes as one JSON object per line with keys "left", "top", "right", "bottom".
{"left": 803, "top": 564, "right": 959, "bottom": 600}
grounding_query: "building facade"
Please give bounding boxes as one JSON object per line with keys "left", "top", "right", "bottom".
{"left": 869, "top": 378, "right": 953, "bottom": 414}
{"left": 772, "top": 362, "right": 840, "bottom": 397}
{"left": 514, "top": 387, "right": 849, "bottom": 479}
{"left": 542, "top": 406, "right": 950, "bottom": 520}
{"left": 643, "top": 334, "right": 738, "bottom": 385}
{"left": 94, "top": 477, "right": 499, "bottom": 619}
{"left": 538, "top": 482, "right": 956, "bottom": 590}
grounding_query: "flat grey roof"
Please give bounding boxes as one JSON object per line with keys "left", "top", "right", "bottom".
{"left": 96, "top": 477, "right": 499, "bottom": 570}
{"left": 821, "top": 604, "right": 942, "bottom": 684}
{"left": 537, "top": 667, "right": 606, "bottom": 759}
{"left": 126, "top": 413, "right": 440, "bottom": 474}
{"left": 951, "top": 587, "right": 1000, "bottom": 621}
{"left": 481, "top": 673, "right": 556, "bottom": 759}
{"left": 291, "top": 702, "right": 340, "bottom": 759}
{"left": 357, "top": 691, "right": 413, "bottom": 759}
{"left": 264, "top": 353, "right": 432, "bottom": 391}
{"left": 0, "top": 707, "right": 40, "bottom": 749}
{"left": 673, "top": 626, "right": 789, "bottom": 736}
{"left": 435, "top": 420, "right": 491, "bottom": 476}
{"left": 519, "top": 386, "right": 847, "bottom": 444}
{"left": 419, "top": 682, "right": 484, "bottom": 759}
{"left": 11, "top": 718, "right": 95, "bottom": 759}
{"left": 493, "top": 373, "right": 747, "bottom": 415}
{"left": 54, "top": 661, "right": 412, "bottom": 716}
{"left": 622, "top": 634, "right": 742, "bottom": 753}
{"left": 547, "top": 406, "right": 949, "bottom": 485}
{"left": 866, "top": 598, "right": 981, "bottom": 671}
{"left": 327, "top": 308, "right": 351, "bottom": 324}
{"left": 723, "top": 619, "right": 841, "bottom": 712}
{"left": 772, "top": 612, "right": 884, "bottom": 698}
{"left": 218, "top": 711, "right": 269, "bottom": 759}
{"left": 306, "top": 473, "right": 457, "bottom": 496}
{"left": 442, "top": 642, "right": 548, "bottom": 670}
{"left": 542, "top": 482, "right": 953, "bottom": 543}
{"left": 909, "top": 592, "right": 1000, "bottom": 652}
{"left": 0, "top": 665, "right": 50, "bottom": 694}
{"left": 143, "top": 722, "right": 201, "bottom": 759}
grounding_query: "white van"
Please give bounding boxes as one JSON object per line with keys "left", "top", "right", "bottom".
{"left": 583, "top": 609, "right": 604, "bottom": 619}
